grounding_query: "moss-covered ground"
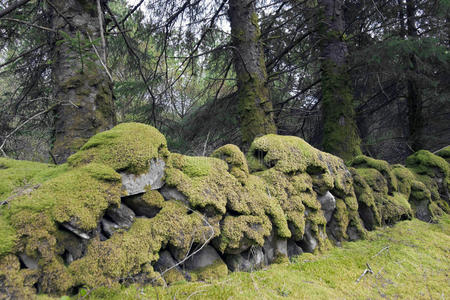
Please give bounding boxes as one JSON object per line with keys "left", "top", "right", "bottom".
{"left": 42, "top": 215, "right": 449, "bottom": 300}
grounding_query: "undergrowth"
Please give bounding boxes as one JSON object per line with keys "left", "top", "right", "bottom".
{"left": 40, "top": 215, "right": 449, "bottom": 300}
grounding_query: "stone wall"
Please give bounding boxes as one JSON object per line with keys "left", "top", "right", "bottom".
{"left": 0, "top": 123, "right": 448, "bottom": 298}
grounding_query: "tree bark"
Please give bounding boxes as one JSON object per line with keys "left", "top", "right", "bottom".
{"left": 49, "top": 0, "right": 115, "bottom": 164}
{"left": 405, "top": 1, "right": 424, "bottom": 151}
{"left": 228, "top": 0, "right": 277, "bottom": 149}
{"left": 318, "top": 0, "right": 361, "bottom": 161}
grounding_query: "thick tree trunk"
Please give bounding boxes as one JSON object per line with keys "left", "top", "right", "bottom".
{"left": 228, "top": 0, "right": 277, "bottom": 148}
{"left": 406, "top": 1, "right": 424, "bottom": 151}
{"left": 50, "top": 0, "right": 115, "bottom": 164}
{"left": 318, "top": 0, "right": 361, "bottom": 161}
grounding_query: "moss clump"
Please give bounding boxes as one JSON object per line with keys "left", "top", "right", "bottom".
{"left": 352, "top": 168, "right": 412, "bottom": 225}
{"left": 164, "top": 153, "right": 240, "bottom": 214}
{"left": 256, "top": 169, "right": 306, "bottom": 240}
{"left": 0, "top": 163, "right": 123, "bottom": 293}
{"left": 350, "top": 168, "right": 381, "bottom": 229}
{"left": 8, "top": 163, "right": 121, "bottom": 232}
{"left": 0, "top": 158, "right": 67, "bottom": 202}
{"left": 0, "top": 214, "right": 16, "bottom": 257}
{"left": 406, "top": 150, "right": 450, "bottom": 179}
{"left": 189, "top": 259, "right": 228, "bottom": 282}
{"left": 215, "top": 215, "right": 272, "bottom": 253}
{"left": 67, "top": 123, "right": 169, "bottom": 174}
{"left": 141, "top": 188, "right": 166, "bottom": 209}
{"left": 246, "top": 134, "right": 327, "bottom": 174}
{"left": 69, "top": 200, "right": 218, "bottom": 289}
{"left": 0, "top": 254, "right": 38, "bottom": 299}
{"left": 436, "top": 146, "right": 450, "bottom": 163}
{"left": 350, "top": 155, "right": 398, "bottom": 194}
{"left": 211, "top": 144, "right": 249, "bottom": 184}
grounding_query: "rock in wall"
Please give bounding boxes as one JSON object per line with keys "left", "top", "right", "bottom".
{"left": 0, "top": 123, "right": 448, "bottom": 298}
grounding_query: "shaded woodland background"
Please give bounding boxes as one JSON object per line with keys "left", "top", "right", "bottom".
{"left": 0, "top": 0, "right": 448, "bottom": 164}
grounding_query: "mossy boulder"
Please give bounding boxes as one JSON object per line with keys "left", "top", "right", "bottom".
{"left": 406, "top": 150, "right": 449, "bottom": 209}
{"left": 436, "top": 146, "right": 450, "bottom": 164}
{"left": 67, "top": 123, "right": 169, "bottom": 174}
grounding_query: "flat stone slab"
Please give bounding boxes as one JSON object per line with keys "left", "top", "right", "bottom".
{"left": 120, "top": 158, "right": 165, "bottom": 195}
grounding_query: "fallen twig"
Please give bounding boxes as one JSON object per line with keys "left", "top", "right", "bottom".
{"left": 356, "top": 263, "right": 374, "bottom": 283}
{"left": 372, "top": 246, "right": 390, "bottom": 258}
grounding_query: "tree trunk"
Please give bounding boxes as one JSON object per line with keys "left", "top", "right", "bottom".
{"left": 405, "top": 1, "right": 424, "bottom": 151}
{"left": 228, "top": 0, "right": 277, "bottom": 149}
{"left": 50, "top": 0, "right": 115, "bottom": 164}
{"left": 318, "top": 0, "right": 361, "bottom": 161}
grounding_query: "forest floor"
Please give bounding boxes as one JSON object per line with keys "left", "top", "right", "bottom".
{"left": 42, "top": 215, "right": 450, "bottom": 300}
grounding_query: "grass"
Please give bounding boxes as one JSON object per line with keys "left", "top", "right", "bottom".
{"left": 40, "top": 215, "right": 450, "bottom": 300}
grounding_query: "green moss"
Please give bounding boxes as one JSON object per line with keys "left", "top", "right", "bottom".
{"left": 7, "top": 163, "right": 121, "bottom": 231}
{"left": 215, "top": 215, "right": 272, "bottom": 253}
{"left": 211, "top": 144, "right": 249, "bottom": 184}
{"left": 410, "top": 180, "right": 431, "bottom": 200}
{"left": 165, "top": 154, "right": 238, "bottom": 214}
{"left": 0, "top": 214, "right": 16, "bottom": 257}
{"left": 351, "top": 155, "right": 398, "bottom": 193}
{"left": 70, "top": 200, "right": 217, "bottom": 289}
{"left": 0, "top": 254, "right": 38, "bottom": 299}
{"left": 255, "top": 169, "right": 306, "bottom": 240}
{"left": 79, "top": 216, "right": 450, "bottom": 300}
{"left": 436, "top": 146, "right": 450, "bottom": 163}
{"left": 67, "top": 123, "right": 168, "bottom": 174}
{"left": 380, "top": 193, "right": 412, "bottom": 224}
{"left": 247, "top": 134, "right": 327, "bottom": 174}
{"left": 350, "top": 168, "right": 381, "bottom": 227}
{"left": 141, "top": 188, "right": 166, "bottom": 209}
{"left": 392, "top": 165, "right": 416, "bottom": 197}
{"left": 189, "top": 259, "right": 228, "bottom": 282}
{"left": 321, "top": 61, "right": 362, "bottom": 162}
{"left": 353, "top": 168, "right": 388, "bottom": 194}
{"left": 237, "top": 76, "right": 277, "bottom": 147}
{"left": 406, "top": 150, "right": 449, "bottom": 178}
{"left": 0, "top": 158, "right": 68, "bottom": 201}
{"left": 163, "top": 268, "right": 186, "bottom": 285}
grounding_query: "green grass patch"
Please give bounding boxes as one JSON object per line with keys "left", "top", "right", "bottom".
{"left": 48, "top": 215, "right": 450, "bottom": 300}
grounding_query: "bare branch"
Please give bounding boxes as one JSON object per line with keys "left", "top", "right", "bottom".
{"left": 0, "top": 0, "right": 32, "bottom": 19}
{"left": 1, "top": 17, "right": 57, "bottom": 32}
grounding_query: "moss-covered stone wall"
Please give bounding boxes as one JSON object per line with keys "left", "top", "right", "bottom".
{"left": 0, "top": 123, "right": 448, "bottom": 298}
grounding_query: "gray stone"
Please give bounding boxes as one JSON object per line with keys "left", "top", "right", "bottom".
{"left": 346, "top": 225, "right": 361, "bottom": 241}
{"left": 154, "top": 250, "right": 187, "bottom": 283}
{"left": 61, "top": 221, "right": 90, "bottom": 240}
{"left": 160, "top": 185, "right": 188, "bottom": 203}
{"left": 105, "top": 203, "right": 135, "bottom": 228}
{"left": 225, "top": 247, "right": 265, "bottom": 272}
{"left": 287, "top": 239, "right": 303, "bottom": 258}
{"left": 19, "top": 254, "right": 38, "bottom": 270}
{"left": 122, "top": 194, "right": 161, "bottom": 218}
{"left": 120, "top": 158, "right": 165, "bottom": 195}
{"left": 263, "top": 231, "right": 288, "bottom": 264}
{"left": 184, "top": 245, "right": 221, "bottom": 270}
{"left": 318, "top": 191, "right": 336, "bottom": 222}
{"left": 101, "top": 218, "right": 120, "bottom": 238}
{"left": 298, "top": 222, "right": 318, "bottom": 253}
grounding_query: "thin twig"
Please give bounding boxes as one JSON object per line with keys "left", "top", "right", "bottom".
{"left": 1, "top": 17, "right": 57, "bottom": 32}
{"left": 202, "top": 131, "right": 211, "bottom": 156}
{"left": 87, "top": 33, "right": 113, "bottom": 81}
{"left": 372, "top": 246, "right": 390, "bottom": 258}
{"left": 0, "top": 103, "right": 60, "bottom": 157}
{"left": 152, "top": 206, "right": 215, "bottom": 283}
{"left": 96, "top": 0, "right": 107, "bottom": 62}
{"left": 356, "top": 263, "right": 374, "bottom": 283}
